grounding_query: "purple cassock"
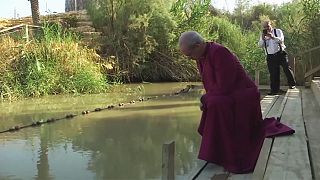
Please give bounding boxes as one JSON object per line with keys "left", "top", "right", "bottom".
{"left": 196, "top": 42, "right": 294, "bottom": 173}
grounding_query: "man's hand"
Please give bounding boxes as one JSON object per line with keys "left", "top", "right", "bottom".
{"left": 266, "top": 32, "right": 274, "bottom": 39}
{"left": 200, "top": 102, "right": 204, "bottom": 111}
{"left": 200, "top": 95, "right": 204, "bottom": 111}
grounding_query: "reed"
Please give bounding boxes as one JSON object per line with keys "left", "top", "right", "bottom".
{"left": 0, "top": 23, "right": 107, "bottom": 101}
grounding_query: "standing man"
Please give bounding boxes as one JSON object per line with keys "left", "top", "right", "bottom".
{"left": 258, "top": 21, "right": 296, "bottom": 95}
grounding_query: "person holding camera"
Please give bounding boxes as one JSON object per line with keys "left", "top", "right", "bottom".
{"left": 258, "top": 21, "right": 296, "bottom": 95}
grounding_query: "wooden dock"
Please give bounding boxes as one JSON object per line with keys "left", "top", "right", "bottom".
{"left": 189, "top": 80, "right": 320, "bottom": 180}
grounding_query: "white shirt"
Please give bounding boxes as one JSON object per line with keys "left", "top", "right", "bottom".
{"left": 258, "top": 28, "right": 286, "bottom": 55}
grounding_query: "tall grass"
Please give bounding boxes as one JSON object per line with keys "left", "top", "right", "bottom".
{"left": 0, "top": 24, "right": 107, "bottom": 101}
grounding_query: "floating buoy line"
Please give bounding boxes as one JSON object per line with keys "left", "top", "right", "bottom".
{"left": 0, "top": 85, "right": 196, "bottom": 134}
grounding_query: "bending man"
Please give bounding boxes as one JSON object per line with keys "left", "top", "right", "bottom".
{"left": 179, "top": 31, "right": 294, "bottom": 173}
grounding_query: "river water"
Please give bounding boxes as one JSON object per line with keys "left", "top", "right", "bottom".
{"left": 0, "top": 83, "right": 204, "bottom": 180}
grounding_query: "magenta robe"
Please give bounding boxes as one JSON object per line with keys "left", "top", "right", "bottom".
{"left": 196, "top": 42, "right": 294, "bottom": 173}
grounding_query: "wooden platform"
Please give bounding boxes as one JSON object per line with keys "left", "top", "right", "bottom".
{"left": 191, "top": 87, "right": 320, "bottom": 180}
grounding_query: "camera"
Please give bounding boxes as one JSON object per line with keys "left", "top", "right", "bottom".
{"left": 263, "top": 29, "right": 268, "bottom": 35}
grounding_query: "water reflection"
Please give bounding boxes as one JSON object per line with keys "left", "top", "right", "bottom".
{"left": 35, "top": 129, "right": 53, "bottom": 180}
{"left": 0, "top": 83, "right": 196, "bottom": 132}
{"left": 0, "top": 83, "right": 203, "bottom": 179}
{"left": 75, "top": 113, "right": 200, "bottom": 179}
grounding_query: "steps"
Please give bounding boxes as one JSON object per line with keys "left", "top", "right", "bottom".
{"left": 66, "top": 10, "right": 103, "bottom": 52}
{"left": 1, "top": 10, "right": 102, "bottom": 52}
{"left": 263, "top": 89, "right": 312, "bottom": 180}
{"left": 301, "top": 88, "right": 320, "bottom": 180}
{"left": 311, "top": 77, "right": 320, "bottom": 107}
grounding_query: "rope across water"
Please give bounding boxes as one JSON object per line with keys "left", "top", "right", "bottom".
{"left": 0, "top": 85, "right": 197, "bottom": 134}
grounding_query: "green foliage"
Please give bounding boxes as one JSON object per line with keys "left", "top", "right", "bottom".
{"left": 274, "top": 1, "right": 307, "bottom": 55}
{"left": 86, "top": 0, "right": 200, "bottom": 82}
{"left": 0, "top": 24, "right": 107, "bottom": 100}
{"left": 171, "top": 0, "right": 211, "bottom": 33}
{"left": 3, "top": 0, "right": 319, "bottom": 99}
{"left": 223, "top": 0, "right": 319, "bottom": 83}
{"left": 207, "top": 17, "right": 246, "bottom": 58}
{"left": 86, "top": 0, "right": 272, "bottom": 81}
{"left": 301, "top": 0, "right": 320, "bottom": 47}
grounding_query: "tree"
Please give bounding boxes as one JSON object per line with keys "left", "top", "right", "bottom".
{"left": 302, "top": 0, "right": 320, "bottom": 46}
{"left": 28, "top": 0, "right": 40, "bottom": 25}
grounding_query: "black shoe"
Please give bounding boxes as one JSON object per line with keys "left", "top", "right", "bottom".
{"left": 278, "top": 89, "right": 286, "bottom": 94}
{"left": 289, "top": 86, "right": 296, "bottom": 89}
{"left": 268, "top": 89, "right": 285, "bottom": 95}
{"left": 268, "top": 92, "right": 277, "bottom": 95}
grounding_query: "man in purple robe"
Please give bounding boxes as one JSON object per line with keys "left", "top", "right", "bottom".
{"left": 178, "top": 31, "right": 294, "bottom": 173}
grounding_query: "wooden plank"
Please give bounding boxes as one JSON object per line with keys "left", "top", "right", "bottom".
{"left": 198, "top": 95, "right": 280, "bottom": 180}
{"left": 162, "top": 141, "right": 175, "bottom": 180}
{"left": 263, "top": 89, "right": 312, "bottom": 180}
{"left": 250, "top": 139, "right": 272, "bottom": 180}
{"left": 299, "top": 45, "right": 320, "bottom": 55}
{"left": 305, "top": 64, "right": 320, "bottom": 78}
{"left": 311, "top": 80, "right": 320, "bottom": 107}
{"left": 228, "top": 96, "right": 280, "bottom": 180}
{"left": 228, "top": 95, "right": 285, "bottom": 180}
{"left": 302, "top": 88, "right": 320, "bottom": 180}
{"left": 180, "top": 160, "right": 207, "bottom": 180}
{"left": 251, "top": 93, "right": 288, "bottom": 180}
{"left": 195, "top": 163, "right": 225, "bottom": 180}
{"left": 211, "top": 173, "right": 229, "bottom": 180}
{"left": 260, "top": 95, "right": 279, "bottom": 117}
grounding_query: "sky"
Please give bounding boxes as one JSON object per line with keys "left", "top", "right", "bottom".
{"left": 0, "top": 0, "right": 293, "bottom": 19}
{"left": 0, "top": 0, "right": 65, "bottom": 19}
{"left": 212, "top": 0, "right": 293, "bottom": 12}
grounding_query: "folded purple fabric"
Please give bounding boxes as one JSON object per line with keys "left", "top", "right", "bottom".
{"left": 263, "top": 117, "right": 295, "bottom": 138}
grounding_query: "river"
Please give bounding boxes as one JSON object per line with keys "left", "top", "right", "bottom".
{"left": 0, "top": 82, "right": 204, "bottom": 180}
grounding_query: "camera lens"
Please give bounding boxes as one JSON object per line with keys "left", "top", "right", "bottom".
{"left": 263, "top": 29, "right": 268, "bottom": 34}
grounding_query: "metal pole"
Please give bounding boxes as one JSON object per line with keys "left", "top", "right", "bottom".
{"left": 74, "top": 0, "right": 77, "bottom": 11}
{"left": 14, "top": 7, "right": 17, "bottom": 19}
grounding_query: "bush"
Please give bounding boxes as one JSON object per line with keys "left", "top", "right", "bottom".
{"left": 0, "top": 24, "right": 107, "bottom": 100}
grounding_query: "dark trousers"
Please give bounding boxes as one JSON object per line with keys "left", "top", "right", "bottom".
{"left": 267, "top": 51, "right": 296, "bottom": 93}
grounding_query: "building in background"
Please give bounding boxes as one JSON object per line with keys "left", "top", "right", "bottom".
{"left": 65, "top": 0, "right": 88, "bottom": 12}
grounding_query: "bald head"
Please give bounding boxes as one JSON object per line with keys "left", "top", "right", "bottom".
{"left": 179, "top": 31, "right": 206, "bottom": 60}
{"left": 179, "top": 31, "right": 205, "bottom": 49}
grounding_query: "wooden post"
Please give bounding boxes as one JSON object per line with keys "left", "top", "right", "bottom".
{"left": 25, "top": 25, "right": 29, "bottom": 42}
{"left": 309, "top": 51, "right": 313, "bottom": 81}
{"left": 162, "top": 141, "right": 175, "bottom": 180}
{"left": 306, "top": 76, "right": 312, "bottom": 88}
{"left": 305, "top": 52, "right": 313, "bottom": 87}
{"left": 293, "top": 57, "right": 296, "bottom": 76}
{"left": 309, "top": 51, "right": 312, "bottom": 71}
{"left": 255, "top": 70, "right": 260, "bottom": 86}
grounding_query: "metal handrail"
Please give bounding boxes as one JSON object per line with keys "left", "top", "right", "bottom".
{"left": 0, "top": 23, "right": 42, "bottom": 43}
{"left": 0, "top": 24, "right": 25, "bottom": 34}
{"left": 0, "top": 23, "right": 42, "bottom": 35}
